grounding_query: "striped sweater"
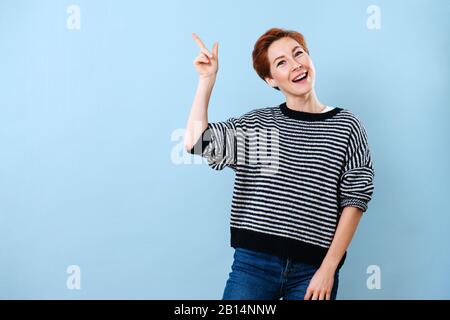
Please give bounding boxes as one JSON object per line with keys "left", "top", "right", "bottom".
{"left": 188, "top": 102, "right": 375, "bottom": 269}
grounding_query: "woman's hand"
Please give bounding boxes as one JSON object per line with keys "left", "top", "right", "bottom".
{"left": 304, "top": 265, "right": 336, "bottom": 300}
{"left": 192, "top": 32, "right": 219, "bottom": 79}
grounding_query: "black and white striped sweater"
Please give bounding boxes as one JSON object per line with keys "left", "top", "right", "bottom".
{"left": 189, "top": 102, "right": 375, "bottom": 269}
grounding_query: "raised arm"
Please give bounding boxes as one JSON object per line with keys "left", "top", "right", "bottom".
{"left": 184, "top": 33, "right": 219, "bottom": 152}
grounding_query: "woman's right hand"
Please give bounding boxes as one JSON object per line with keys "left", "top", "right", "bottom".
{"left": 192, "top": 33, "right": 219, "bottom": 79}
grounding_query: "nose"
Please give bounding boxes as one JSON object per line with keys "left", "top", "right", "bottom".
{"left": 291, "top": 62, "right": 302, "bottom": 71}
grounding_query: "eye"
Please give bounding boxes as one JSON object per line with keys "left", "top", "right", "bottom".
{"left": 276, "top": 51, "right": 303, "bottom": 67}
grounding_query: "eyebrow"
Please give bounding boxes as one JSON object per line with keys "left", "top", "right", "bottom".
{"left": 273, "top": 46, "right": 302, "bottom": 64}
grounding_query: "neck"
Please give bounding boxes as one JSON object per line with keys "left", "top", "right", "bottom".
{"left": 285, "top": 91, "right": 325, "bottom": 113}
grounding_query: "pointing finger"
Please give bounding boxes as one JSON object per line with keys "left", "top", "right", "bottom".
{"left": 192, "top": 33, "right": 207, "bottom": 51}
{"left": 192, "top": 33, "right": 213, "bottom": 58}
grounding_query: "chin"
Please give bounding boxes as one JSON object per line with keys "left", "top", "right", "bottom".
{"left": 291, "top": 86, "right": 313, "bottom": 96}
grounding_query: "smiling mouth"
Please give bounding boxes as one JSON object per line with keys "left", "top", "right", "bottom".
{"left": 292, "top": 71, "right": 308, "bottom": 83}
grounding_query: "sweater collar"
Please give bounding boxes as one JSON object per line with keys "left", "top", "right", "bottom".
{"left": 279, "top": 102, "right": 342, "bottom": 121}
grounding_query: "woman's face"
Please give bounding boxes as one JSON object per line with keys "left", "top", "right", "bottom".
{"left": 265, "top": 37, "right": 315, "bottom": 95}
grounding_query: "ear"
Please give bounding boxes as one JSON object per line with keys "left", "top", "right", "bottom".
{"left": 265, "top": 77, "right": 277, "bottom": 89}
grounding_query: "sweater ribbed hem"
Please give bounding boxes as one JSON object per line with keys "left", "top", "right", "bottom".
{"left": 230, "top": 226, "right": 347, "bottom": 270}
{"left": 340, "top": 198, "right": 368, "bottom": 212}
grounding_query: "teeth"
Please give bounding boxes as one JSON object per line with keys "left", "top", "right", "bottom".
{"left": 293, "top": 72, "right": 307, "bottom": 81}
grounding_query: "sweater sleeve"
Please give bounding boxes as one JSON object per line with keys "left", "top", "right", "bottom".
{"left": 338, "top": 118, "right": 375, "bottom": 213}
{"left": 187, "top": 116, "right": 243, "bottom": 171}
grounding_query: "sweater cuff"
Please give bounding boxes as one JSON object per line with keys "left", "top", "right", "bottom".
{"left": 340, "top": 198, "right": 368, "bottom": 212}
{"left": 188, "top": 125, "right": 212, "bottom": 155}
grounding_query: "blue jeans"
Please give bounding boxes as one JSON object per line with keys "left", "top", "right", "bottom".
{"left": 222, "top": 247, "right": 339, "bottom": 300}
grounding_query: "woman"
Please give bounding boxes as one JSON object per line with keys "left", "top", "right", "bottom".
{"left": 184, "top": 28, "right": 375, "bottom": 300}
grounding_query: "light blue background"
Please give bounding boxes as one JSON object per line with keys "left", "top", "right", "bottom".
{"left": 0, "top": 0, "right": 449, "bottom": 299}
